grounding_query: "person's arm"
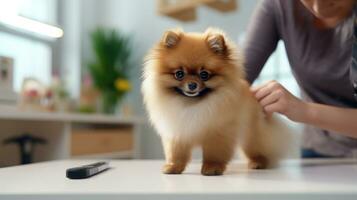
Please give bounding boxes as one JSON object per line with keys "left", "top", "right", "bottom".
{"left": 252, "top": 80, "right": 357, "bottom": 138}
{"left": 244, "top": 0, "right": 280, "bottom": 83}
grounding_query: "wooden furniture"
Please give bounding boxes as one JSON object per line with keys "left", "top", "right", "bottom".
{"left": 71, "top": 124, "right": 134, "bottom": 156}
{"left": 0, "top": 105, "right": 144, "bottom": 167}
{"left": 157, "top": 0, "right": 238, "bottom": 22}
{"left": 1, "top": 159, "right": 357, "bottom": 199}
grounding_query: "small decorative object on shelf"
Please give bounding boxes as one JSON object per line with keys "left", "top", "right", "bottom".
{"left": 48, "top": 74, "right": 71, "bottom": 112}
{"left": 88, "top": 27, "right": 132, "bottom": 114}
{"left": 18, "top": 78, "right": 47, "bottom": 111}
{"left": 0, "top": 56, "right": 16, "bottom": 104}
{"left": 78, "top": 74, "right": 99, "bottom": 113}
{"left": 18, "top": 76, "right": 71, "bottom": 112}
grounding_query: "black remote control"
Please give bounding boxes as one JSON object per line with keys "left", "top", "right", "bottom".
{"left": 66, "top": 162, "right": 109, "bottom": 179}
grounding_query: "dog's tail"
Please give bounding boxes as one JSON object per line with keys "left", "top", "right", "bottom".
{"left": 262, "top": 115, "right": 300, "bottom": 166}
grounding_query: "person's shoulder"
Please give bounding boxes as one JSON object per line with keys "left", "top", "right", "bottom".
{"left": 261, "top": 0, "right": 294, "bottom": 11}
{"left": 259, "top": 0, "right": 296, "bottom": 22}
{"left": 266, "top": 0, "right": 294, "bottom": 6}
{"left": 257, "top": 0, "right": 294, "bottom": 14}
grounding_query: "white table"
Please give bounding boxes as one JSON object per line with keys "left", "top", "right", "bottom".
{"left": 1, "top": 159, "right": 357, "bottom": 200}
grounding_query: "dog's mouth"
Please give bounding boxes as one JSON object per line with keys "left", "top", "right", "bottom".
{"left": 174, "top": 87, "right": 212, "bottom": 98}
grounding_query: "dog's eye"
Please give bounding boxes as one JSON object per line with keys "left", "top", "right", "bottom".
{"left": 199, "top": 70, "right": 210, "bottom": 81}
{"left": 174, "top": 70, "right": 185, "bottom": 80}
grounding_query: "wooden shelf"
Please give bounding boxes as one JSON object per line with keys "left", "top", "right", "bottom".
{"left": 0, "top": 105, "right": 145, "bottom": 125}
{"left": 157, "top": 0, "right": 238, "bottom": 22}
{"left": 0, "top": 105, "right": 145, "bottom": 166}
{"left": 200, "top": 0, "right": 238, "bottom": 12}
{"left": 157, "top": 0, "right": 198, "bottom": 22}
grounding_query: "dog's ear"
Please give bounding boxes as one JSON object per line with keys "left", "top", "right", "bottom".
{"left": 161, "top": 28, "right": 182, "bottom": 48}
{"left": 205, "top": 28, "right": 227, "bottom": 55}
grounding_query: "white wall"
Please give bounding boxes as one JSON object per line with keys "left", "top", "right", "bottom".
{"left": 80, "top": 0, "right": 259, "bottom": 159}
{"left": 57, "top": 0, "right": 82, "bottom": 98}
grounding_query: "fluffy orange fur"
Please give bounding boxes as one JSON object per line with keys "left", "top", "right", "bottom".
{"left": 142, "top": 28, "right": 292, "bottom": 176}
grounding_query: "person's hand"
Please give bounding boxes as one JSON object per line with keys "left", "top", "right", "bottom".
{"left": 251, "top": 80, "right": 308, "bottom": 122}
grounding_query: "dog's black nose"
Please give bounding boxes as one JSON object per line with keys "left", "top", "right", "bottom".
{"left": 188, "top": 82, "right": 197, "bottom": 91}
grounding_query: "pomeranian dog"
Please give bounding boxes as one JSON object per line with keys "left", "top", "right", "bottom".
{"left": 142, "top": 28, "right": 292, "bottom": 176}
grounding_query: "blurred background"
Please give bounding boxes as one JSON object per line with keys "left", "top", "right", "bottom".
{"left": 0, "top": 0, "right": 301, "bottom": 167}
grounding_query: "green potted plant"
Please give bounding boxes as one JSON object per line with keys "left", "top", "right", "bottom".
{"left": 88, "top": 27, "right": 132, "bottom": 114}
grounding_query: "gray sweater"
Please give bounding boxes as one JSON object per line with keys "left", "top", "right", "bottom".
{"left": 244, "top": 0, "right": 357, "bottom": 157}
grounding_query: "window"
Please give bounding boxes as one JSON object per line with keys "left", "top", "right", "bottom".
{"left": 0, "top": 31, "right": 52, "bottom": 91}
{"left": 238, "top": 33, "right": 299, "bottom": 97}
{"left": 0, "top": 0, "right": 61, "bottom": 92}
{"left": 0, "top": 0, "right": 58, "bottom": 24}
{"left": 253, "top": 41, "right": 300, "bottom": 97}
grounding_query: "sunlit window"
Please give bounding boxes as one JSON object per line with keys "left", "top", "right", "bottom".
{"left": 253, "top": 41, "right": 300, "bottom": 97}
{"left": 0, "top": 0, "right": 59, "bottom": 92}
{"left": 0, "top": 32, "right": 52, "bottom": 91}
{"left": 239, "top": 32, "right": 299, "bottom": 97}
{"left": 0, "top": 0, "right": 57, "bottom": 24}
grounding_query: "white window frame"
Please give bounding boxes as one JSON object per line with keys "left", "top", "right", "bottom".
{"left": 0, "top": 0, "right": 63, "bottom": 94}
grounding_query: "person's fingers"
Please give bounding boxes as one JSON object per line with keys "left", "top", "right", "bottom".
{"left": 254, "top": 81, "right": 279, "bottom": 101}
{"left": 250, "top": 80, "right": 274, "bottom": 94}
{"left": 254, "top": 86, "right": 270, "bottom": 100}
{"left": 259, "top": 90, "right": 281, "bottom": 107}
{"left": 263, "top": 102, "right": 282, "bottom": 115}
{"left": 250, "top": 84, "right": 263, "bottom": 94}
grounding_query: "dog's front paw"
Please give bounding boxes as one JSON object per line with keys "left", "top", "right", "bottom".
{"left": 162, "top": 163, "right": 185, "bottom": 174}
{"left": 248, "top": 155, "right": 268, "bottom": 169}
{"left": 201, "top": 162, "right": 226, "bottom": 176}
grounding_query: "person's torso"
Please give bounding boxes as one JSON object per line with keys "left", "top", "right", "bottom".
{"left": 272, "top": 0, "right": 357, "bottom": 156}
